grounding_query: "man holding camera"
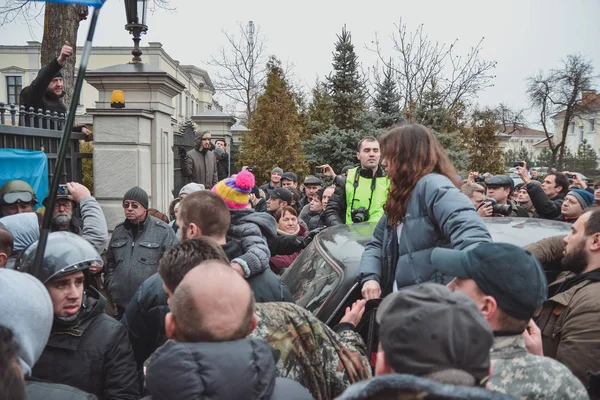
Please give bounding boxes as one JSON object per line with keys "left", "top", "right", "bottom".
{"left": 479, "top": 175, "right": 526, "bottom": 217}
{"left": 324, "top": 137, "right": 390, "bottom": 226}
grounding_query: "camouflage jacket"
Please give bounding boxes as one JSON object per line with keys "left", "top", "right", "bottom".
{"left": 249, "top": 302, "right": 371, "bottom": 400}
{"left": 487, "top": 335, "right": 589, "bottom": 400}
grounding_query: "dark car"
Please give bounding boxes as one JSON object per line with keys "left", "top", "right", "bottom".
{"left": 281, "top": 217, "right": 571, "bottom": 327}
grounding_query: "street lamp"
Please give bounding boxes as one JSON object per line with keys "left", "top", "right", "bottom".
{"left": 124, "top": 0, "right": 148, "bottom": 63}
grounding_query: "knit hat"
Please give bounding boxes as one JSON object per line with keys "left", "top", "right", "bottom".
{"left": 123, "top": 186, "right": 149, "bottom": 209}
{"left": 271, "top": 167, "right": 283, "bottom": 175}
{"left": 179, "top": 183, "right": 205, "bottom": 197}
{"left": 212, "top": 170, "right": 255, "bottom": 209}
{"left": 567, "top": 189, "right": 594, "bottom": 209}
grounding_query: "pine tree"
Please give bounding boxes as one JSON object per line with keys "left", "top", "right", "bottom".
{"left": 504, "top": 149, "right": 517, "bottom": 169}
{"left": 536, "top": 148, "right": 553, "bottom": 169}
{"left": 373, "top": 63, "right": 403, "bottom": 129}
{"left": 516, "top": 146, "right": 536, "bottom": 168}
{"left": 306, "top": 81, "right": 334, "bottom": 137}
{"left": 461, "top": 109, "right": 505, "bottom": 174}
{"left": 327, "top": 25, "right": 366, "bottom": 130}
{"left": 238, "top": 57, "right": 308, "bottom": 182}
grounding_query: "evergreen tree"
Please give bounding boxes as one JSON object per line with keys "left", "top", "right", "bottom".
{"left": 504, "top": 149, "right": 517, "bottom": 168}
{"left": 536, "top": 148, "right": 553, "bottom": 169}
{"left": 306, "top": 81, "right": 334, "bottom": 137}
{"left": 576, "top": 139, "right": 598, "bottom": 175}
{"left": 516, "top": 146, "right": 536, "bottom": 168}
{"left": 461, "top": 109, "right": 505, "bottom": 175}
{"left": 373, "top": 63, "right": 403, "bottom": 129}
{"left": 238, "top": 56, "right": 308, "bottom": 182}
{"left": 327, "top": 25, "right": 366, "bottom": 130}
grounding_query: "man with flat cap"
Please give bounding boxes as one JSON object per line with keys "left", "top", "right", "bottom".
{"left": 337, "top": 283, "right": 512, "bottom": 399}
{"left": 180, "top": 130, "right": 218, "bottom": 189}
{"left": 481, "top": 175, "right": 527, "bottom": 217}
{"left": 436, "top": 242, "right": 588, "bottom": 399}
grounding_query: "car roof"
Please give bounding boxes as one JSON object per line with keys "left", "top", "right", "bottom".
{"left": 317, "top": 218, "right": 572, "bottom": 269}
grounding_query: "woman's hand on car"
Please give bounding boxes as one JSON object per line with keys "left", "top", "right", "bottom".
{"left": 361, "top": 280, "right": 381, "bottom": 300}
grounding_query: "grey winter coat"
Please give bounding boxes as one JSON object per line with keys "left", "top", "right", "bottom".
{"left": 336, "top": 374, "right": 515, "bottom": 400}
{"left": 105, "top": 215, "right": 177, "bottom": 308}
{"left": 358, "top": 173, "right": 492, "bottom": 295}
{"left": 181, "top": 148, "right": 218, "bottom": 189}
{"left": 146, "top": 339, "right": 313, "bottom": 400}
{"left": 229, "top": 209, "right": 277, "bottom": 278}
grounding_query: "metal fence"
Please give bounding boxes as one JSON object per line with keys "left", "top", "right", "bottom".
{"left": 0, "top": 103, "right": 90, "bottom": 185}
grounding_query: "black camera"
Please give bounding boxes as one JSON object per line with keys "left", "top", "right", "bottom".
{"left": 315, "top": 167, "right": 324, "bottom": 174}
{"left": 566, "top": 173, "right": 576, "bottom": 179}
{"left": 351, "top": 207, "right": 370, "bottom": 223}
{"left": 474, "top": 175, "right": 485, "bottom": 183}
{"left": 513, "top": 161, "right": 524, "bottom": 168}
{"left": 479, "top": 198, "right": 513, "bottom": 217}
{"left": 247, "top": 166, "right": 254, "bottom": 172}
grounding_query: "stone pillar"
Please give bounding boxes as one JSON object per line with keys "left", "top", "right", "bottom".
{"left": 85, "top": 63, "right": 185, "bottom": 231}
{"left": 191, "top": 110, "right": 236, "bottom": 150}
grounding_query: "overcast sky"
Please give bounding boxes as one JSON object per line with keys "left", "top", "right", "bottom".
{"left": 2, "top": 0, "right": 599, "bottom": 125}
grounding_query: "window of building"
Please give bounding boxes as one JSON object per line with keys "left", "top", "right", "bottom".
{"left": 191, "top": 100, "right": 194, "bottom": 116}
{"left": 579, "top": 125, "right": 584, "bottom": 143}
{"left": 196, "top": 103, "right": 199, "bottom": 114}
{"left": 178, "top": 94, "right": 182, "bottom": 116}
{"left": 571, "top": 122, "right": 575, "bottom": 133}
{"left": 6, "top": 76, "right": 23, "bottom": 105}
{"left": 590, "top": 119, "right": 595, "bottom": 132}
{"left": 185, "top": 96, "right": 189, "bottom": 118}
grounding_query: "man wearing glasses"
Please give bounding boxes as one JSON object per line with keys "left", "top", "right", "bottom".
{"left": 105, "top": 186, "right": 177, "bottom": 318}
{"left": 0, "top": 180, "right": 38, "bottom": 217}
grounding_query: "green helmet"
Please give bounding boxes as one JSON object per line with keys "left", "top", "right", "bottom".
{"left": 0, "top": 180, "right": 37, "bottom": 205}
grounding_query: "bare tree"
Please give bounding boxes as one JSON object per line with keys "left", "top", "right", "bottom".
{"left": 495, "top": 103, "right": 527, "bottom": 134}
{"left": 527, "top": 54, "right": 595, "bottom": 169}
{"left": 370, "top": 19, "right": 496, "bottom": 118}
{"left": 208, "top": 21, "right": 268, "bottom": 125}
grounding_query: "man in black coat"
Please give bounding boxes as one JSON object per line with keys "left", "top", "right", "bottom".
{"left": 517, "top": 165, "right": 569, "bottom": 220}
{"left": 20, "top": 232, "right": 140, "bottom": 400}
{"left": 19, "top": 42, "right": 91, "bottom": 138}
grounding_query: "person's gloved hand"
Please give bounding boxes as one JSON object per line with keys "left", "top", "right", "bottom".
{"left": 178, "top": 146, "right": 187, "bottom": 158}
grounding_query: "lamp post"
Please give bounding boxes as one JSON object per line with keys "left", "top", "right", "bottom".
{"left": 124, "top": 0, "right": 148, "bottom": 63}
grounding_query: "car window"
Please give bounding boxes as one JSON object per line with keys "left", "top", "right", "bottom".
{"left": 283, "top": 245, "right": 341, "bottom": 314}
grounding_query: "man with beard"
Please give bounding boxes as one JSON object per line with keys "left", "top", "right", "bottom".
{"left": 537, "top": 208, "right": 600, "bottom": 386}
{"left": 50, "top": 182, "right": 108, "bottom": 255}
{"left": 179, "top": 130, "right": 218, "bottom": 189}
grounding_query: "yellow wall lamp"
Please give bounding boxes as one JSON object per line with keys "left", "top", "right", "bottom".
{"left": 111, "top": 90, "right": 125, "bottom": 108}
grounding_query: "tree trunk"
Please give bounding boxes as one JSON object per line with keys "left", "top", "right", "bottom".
{"left": 40, "top": 3, "right": 88, "bottom": 108}
{"left": 549, "top": 148, "right": 558, "bottom": 170}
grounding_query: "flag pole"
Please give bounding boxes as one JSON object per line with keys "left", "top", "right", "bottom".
{"left": 32, "top": 6, "right": 101, "bottom": 275}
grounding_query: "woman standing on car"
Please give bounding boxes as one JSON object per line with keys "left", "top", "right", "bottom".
{"left": 359, "top": 124, "right": 492, "bottom": 299}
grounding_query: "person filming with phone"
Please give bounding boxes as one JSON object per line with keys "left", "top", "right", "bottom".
{"left": 323, "top": 136, "right": 390, "bottom": 226}
{"left": 516, "top": 161, "right": 570, "bottom": 220}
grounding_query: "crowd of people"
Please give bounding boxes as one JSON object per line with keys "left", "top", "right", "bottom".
{"left": 0, "top": 44, "right": 599, "bottom": 400}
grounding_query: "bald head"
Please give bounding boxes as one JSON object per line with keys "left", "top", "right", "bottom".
{"left": 168, "top": 260, "right": 255, "bottom": 343}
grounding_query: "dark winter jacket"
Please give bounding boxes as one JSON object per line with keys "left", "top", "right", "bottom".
{"left": 324, "top": 170, "right": 386, "bottom": 226}
{"left": 50, "top": 196, "right": 109, "bottom": 254}
{"left": 253, "top": 197, "right": 268, "bottom": 213}
{"left": 32, "top": 289, "right": 140, "bottom": 400}
{"left": 260, "top": 182, "right": 280, "bottom": 199}
{"left": 308, "top": 212, "right": 326, "bottom": 231}
{"left": 146, "top": 339, "right": 313, "bottom": 400}
{"left": 19, "top": 59, "right": 66, "bottom": 120}
{"left": 105, "top": 214, "right": 177, "bottom": 308}
{"left": 358, "top": 173, "right": 492, "bottom": 295}
{"left": 215, "top": 150, "right": 230, "bottom": 181}
{"left": 181, "top": 147, "right": 218, "bottom": 189}
{"left": 336, "top": 374, "right": 514, "bottom": 400}
{"left": 299, "top": 204, "right": 315, "bottom": 227}
{"left": 229, "top": 208, "right": 277, "bottom": 277}
{"left": 527, "top": 183, "right": 566, "bottom": 220}
{"left": 26, "top": 380, "right": 98, "bottom": 400}
{"left": 123, "top": 239, "right": 294, "bottom": 369}
{"left": 270, "top": 225, "right": 308, "bottom": 274}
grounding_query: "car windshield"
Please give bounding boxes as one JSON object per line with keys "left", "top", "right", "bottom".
{"left": 282, "top": 244, "right": 341, "bottom": 314}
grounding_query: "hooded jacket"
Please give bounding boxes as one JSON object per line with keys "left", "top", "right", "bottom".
{"left": 0, "top": 269, "right": 96, "bottom": 400}
{"left": 32, "top": 289, "right": 140, "bottom": 399}
{"left": 106, "top": 214, "right": 178, "bottom": 308}
{"left": 229, "top": 208, "right": 277, "bottom": 277}
{"left": 336, "top": 374, "right": 514, "bottom": 400}
{"left": 146, "top": 338, "right": 312, "bottom": 400}
{"left": 181, "top": 147, "right": 218, "bottom": 189}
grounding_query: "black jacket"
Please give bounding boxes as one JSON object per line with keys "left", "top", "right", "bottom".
{"left": 19, "top": 59, "right": 66, "bottom": 118}
{"left": 123, "top": 239, "right": 294, "bottom": 369}
{"left": 146, "top": 339, "right": 312, "bottom": 400}
{"left": 216, "top": 151, "right": 230, "bottom": 181}
{"left": 527, "top": 183, "right": 566, "bottom": 220}
{"left": 26, "top": 380, "right": 98, "bottom": 400}
{"left": 32, "top": 289, "right": 140, "bottom": 400}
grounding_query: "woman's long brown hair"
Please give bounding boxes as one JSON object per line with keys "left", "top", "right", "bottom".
{"left": 381, "top": 124, "right": 460, "bottom": 226}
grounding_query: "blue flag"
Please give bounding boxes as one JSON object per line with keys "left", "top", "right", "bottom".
{"left": 31, "top": 0, "right": 106, "bottom": 7}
